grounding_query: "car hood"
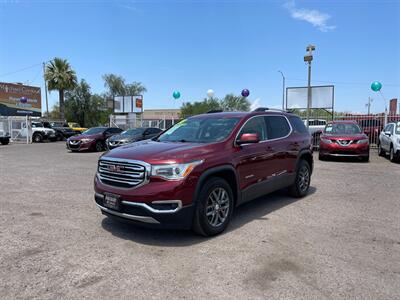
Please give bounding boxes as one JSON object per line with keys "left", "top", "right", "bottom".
{"left": 69, "top": 133, "right": 101, "bottom": 140}
{"left": 101, "top": 140, "right": 220, "bottom": 164}
{"left": 108, "top": 134, "right": 141, "bottom": 142}
{"left": 321, "top": 133, "right": 367, "bottom": 140}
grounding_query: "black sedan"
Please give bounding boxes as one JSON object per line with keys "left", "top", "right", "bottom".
{"left": 43, "top": 121, "right": 76, "bottom": 141}
{"left": 106, "top": 127, "right": 162, "bottom": 150}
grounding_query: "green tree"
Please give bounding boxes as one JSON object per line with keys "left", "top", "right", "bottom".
{"left": 47, "top": 104, "right": 61, "bottom": 120}
{"left": 125, "top": 81, "right": 147, "bottom": 96}
{"left": 181, "top": 98, "right": 221, "bottom": 118}
{"left": 103, "top": 74, "right": 126, "bottom": 97}
{"left": 180, "top": 94, "right": 251, "bottom": 117}
{"left": 65, "top": 80, "right": 111, "bottom": 127}
{"left": 45, "top": 58, "right": 77, "bottom": 120}
{"left": 220, "top": 94, "right": 250, "bottom": 112}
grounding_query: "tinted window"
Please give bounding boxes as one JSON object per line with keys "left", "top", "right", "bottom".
{"left": 238, "top": 116, "right": 267, "bottom": 141}
{"left": 265, "top": 116, "right": 291, "bottom": 139}
{"left": 149, "top": 128, "right": 162, "bottom": 134}
{"left": 108, "top": 128, "right": 122, "bottom": 134}
{"left": 82, "top": 127, "right": 106, "bottom": 135}
{"left": 289, "top": 116, "right": 309, "bottom": 134}
{"left": 396, "top": 122, "right": 400, "bottom": 135}
{"left": 158, "top": 117, "right": 240, "bottom": 143}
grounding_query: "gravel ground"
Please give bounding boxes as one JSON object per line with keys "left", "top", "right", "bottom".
{"left": 0, "top": 142, "right": 399, "bottom": 300}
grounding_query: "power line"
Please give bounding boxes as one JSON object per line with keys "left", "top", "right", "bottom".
{"left": 0, "top": 62, "right": 43, "bottom": 78}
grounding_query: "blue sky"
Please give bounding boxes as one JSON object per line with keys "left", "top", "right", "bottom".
{"left": 0, "top": 0, "right": 399, "bottom": 114}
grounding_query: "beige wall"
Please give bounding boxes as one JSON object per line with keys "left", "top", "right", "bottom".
{"left": 143, "top": 109, "right": 181, "bottom": 120}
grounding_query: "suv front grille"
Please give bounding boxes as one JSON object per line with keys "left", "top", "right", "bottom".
{"left": 98, "top": 159, "right": 148, "bottom": 188}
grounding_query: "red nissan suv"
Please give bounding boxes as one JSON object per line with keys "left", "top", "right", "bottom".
{"left": 319, "top": 120, "right": 370, "bottom": 161}
{"left": 94, "top": 109, "right": 313, "bottom": 236}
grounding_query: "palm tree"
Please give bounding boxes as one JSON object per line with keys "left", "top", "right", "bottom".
{"left": 125, "top": 82, "right": 147, "bottom": 96}
{"left": 102, "top": 74, "right": 126, "bottom": 97}
{"left": 45, "top": 58, "right": 77, "bottom": 120}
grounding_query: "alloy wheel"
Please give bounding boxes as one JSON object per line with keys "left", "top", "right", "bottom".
{"left": 298, "top": 165, "right": 310, "bottom": 193}
{"left": 205, "top": 187, "right": 230, "bottom": 227}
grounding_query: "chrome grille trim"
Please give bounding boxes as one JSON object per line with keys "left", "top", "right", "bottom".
{"left": 97, "top": 158, "right": 150, "bottom": 189}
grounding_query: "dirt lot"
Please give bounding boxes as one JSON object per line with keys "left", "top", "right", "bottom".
{"left": 0, "top": 142, "right": 399, "bottom": 299}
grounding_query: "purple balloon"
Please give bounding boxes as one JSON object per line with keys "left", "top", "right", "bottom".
{"left": 241, "top": 89, "right": 250, "bottom": 97}
{"left": 20, "top": 97, "right": 27, "bottom": 103}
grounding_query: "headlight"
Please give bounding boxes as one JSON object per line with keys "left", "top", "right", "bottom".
{"left": 320, "top": 138, "right": 332, "bottom": 144}
{"left": 151, "top": 160, "right": 203, "bottom": 180}
{"left": 81, "top": 138, "right": 94, "bottom": 143}
{"left": 357, "top": 139, "right": 369, "bottom": 144}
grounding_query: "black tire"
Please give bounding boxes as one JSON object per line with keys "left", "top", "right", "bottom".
{"left": 1, "top": 139, "right": 9, "bottom": 145}
{"left": 361, "top": 155, "right": 369, "bottom": 162}
{"left": 378, "top": 143, "right": 385, "bottom": 156}
{"left": 192, "top": 177, "right": 234, "bottom": 237}
{"left": 57, "top": 133, "right": 64, "bottom": 141}
{"left": 318, "top": 153, "right": 326, "bottom": 161}
{"left": 95, "top": 141, "right": 103, "bottom": 152}
{"left": 32, "top": 133, "right": 43, "bottom": 143}
{"left": 389, "top": 146, "right": 397, "bottom": 162}
{"left": 288, "top": 160, "right": 311, "bottom": 198}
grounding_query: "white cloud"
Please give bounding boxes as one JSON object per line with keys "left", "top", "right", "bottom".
{"left": 284, "top": 1, "right": 336, "bottom": 32}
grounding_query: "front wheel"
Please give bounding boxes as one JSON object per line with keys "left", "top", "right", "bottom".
{"left": 288, "top": 160, "right": 311, "bottom": 198}
{"left": 1, "top": 139, "right": 9, "bottom": 145}
{"left": 95, "top": 141, "right": 103, "bottom": 152}
{"left": 192, "top": 177, "right": 234, "bottom": 237}
{"left": 32, "top": 133, "right": 43, "bottom": 143}
{"left": 389, "top": 147, "right": 397, "bottom": 162}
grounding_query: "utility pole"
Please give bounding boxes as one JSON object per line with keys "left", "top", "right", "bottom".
{"left": 366, "top": 97, "right": 373, "bottom": 115}
{"left": 278, "top": 71, "right": 285, "bottom": 110}
{"left": 304, "top": 44, "right": 315, "bottom": 129}
{"left": 42, "top": 62, "right": 49, "bottom": 117}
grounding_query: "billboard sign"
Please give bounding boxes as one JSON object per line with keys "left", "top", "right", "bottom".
{"left": 286, "top": 85, "right": 334, "bottom": 110}
{"left": 0, "top": 82, "right": 41, "bottom": 116}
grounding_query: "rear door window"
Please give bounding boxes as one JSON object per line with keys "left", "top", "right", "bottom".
{"left": 264, "top": 116, "right": 291, "bottom": 140}
{"left": 289, "top": 116, "right": 308, "bottom": 134}
{"left": 238, "top": 116, "right": 267, "bottom": 141}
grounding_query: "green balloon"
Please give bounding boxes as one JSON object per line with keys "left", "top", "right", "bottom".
{"left": 371, "top": 81, "right": 382, "bottom": 92}
{"left": 173, "top": 91, "right": 181, "bottom": 99}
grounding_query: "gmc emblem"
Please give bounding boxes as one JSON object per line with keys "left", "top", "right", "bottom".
{"left": 108, "top": 164, "right": 121, "bottom": 172}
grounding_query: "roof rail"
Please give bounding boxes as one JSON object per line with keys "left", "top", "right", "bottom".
{"left": 253, "top": 107, "right": 293, "bottom": 113}
{"left": 206, "top": 110, "right": 223, "bottom": 114}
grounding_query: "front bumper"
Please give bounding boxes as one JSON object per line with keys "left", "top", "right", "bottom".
{"left": 320, "top": 142, "right": 369, "bottom": 157}
{"left": 67, "top": 140, "right": 95, "bottom": 151}
{"left": 94, "top": 192, "right": 195, "bottom": 229}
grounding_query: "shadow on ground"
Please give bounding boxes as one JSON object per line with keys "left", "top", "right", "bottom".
{"left": 100, "top": 186, "right": 317, "bottom": 247}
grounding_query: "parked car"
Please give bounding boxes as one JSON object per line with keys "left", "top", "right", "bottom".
{"left": 358, "top": 118, "right": 383, "bottom": 143}
{"left": 42, "top": 121, "right": 76, "bottom": 141}
{"left": 0, "top": 128, "right": 10, "bottom": 145}
{"left": 19, "top": 122, "right": 57, "bottom": 143}
{"left": 67, "top": 127, "right": 123, "bottom": 152}
{"left": 94, "top": 109, "right": 314, "bottom": 236}
{"left": 378, "top": 122, "right": 400, "bottom": 162}
{"left": 68, "top": 122, "right": 88, "bottom": 134}
{"left": 304, "top": 119, "right": 327, "bottom": 148}
{"left": 319, "top": 120, "right": 370, "bottom": 161}
{"left": 107, "top": 127, "right": 163, "bottom": 150}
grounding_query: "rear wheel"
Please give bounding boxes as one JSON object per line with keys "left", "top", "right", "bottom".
{"left": 360, "top": 155, "right": 369, "bottom": 162}
{"left": 32, "top": 133, "right": 43, "bottom": 143}
{"left": 288, "top": 160, "right": 311, "bottom": 198}
{"left": 389, "top": 146, "right": 397, "bottom": 162}
{"left": 192, "top": 177, "right": 233, "bottom": 237}
{"left": 1, "top": 139, "right": 9, "bottom": 145}
{"left": 378, "top": 143, "right": 385, "bottom": 156}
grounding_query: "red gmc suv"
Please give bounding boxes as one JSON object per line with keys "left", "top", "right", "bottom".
{"left": 94, "top": 109, "right": 313, "bottom": 236}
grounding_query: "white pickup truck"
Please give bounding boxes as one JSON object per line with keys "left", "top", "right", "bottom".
{"left": 304, "top": 119, "right": 327, "bottom": 147}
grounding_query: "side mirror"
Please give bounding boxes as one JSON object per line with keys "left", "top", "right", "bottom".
{"left": 236, "top": 133, "right": 260, "bottom": 145}
{"left": 384, "top": 131, "right": 391, "bottom": 136}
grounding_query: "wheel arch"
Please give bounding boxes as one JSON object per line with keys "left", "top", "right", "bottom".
{"left": 297, "top": 150, "right": 314, "bottom": 174}
{"left": 194, "top": 165, "right": 240, "bottom": 206}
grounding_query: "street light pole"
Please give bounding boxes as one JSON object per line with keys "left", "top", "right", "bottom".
{"left": 304, "top": 44, "right": 315, "bottom": 129}
{"left": 278, "top": 71, "right": 285, "bottom": 110}
{"left": 42, "top": 62, "right": 49, "bottom": 117}
{"left": 366, "top": 97, "right": 373, "bottom": 115}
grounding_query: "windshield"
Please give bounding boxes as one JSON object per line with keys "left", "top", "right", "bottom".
{"left": 82, "top": 127, "right": 105, "bottom": 135}
{"left": 324, "top": 123, "right": 362, "bottom": 135}
{"left": 157, "top": 117, "right": 240, "bottom": 143}
{"left": 121, "top": 128, "right": 145, "bottom": 137}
